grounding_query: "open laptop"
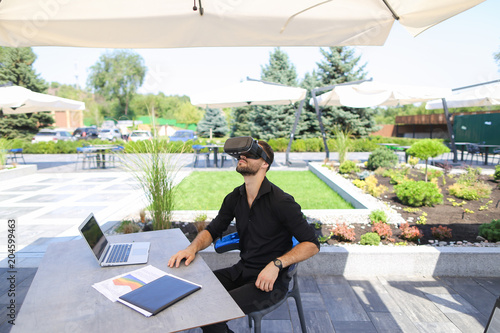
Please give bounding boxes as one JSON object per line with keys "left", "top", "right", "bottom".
{"left": 79, "top": 213, "right": 150, "bottom": 267}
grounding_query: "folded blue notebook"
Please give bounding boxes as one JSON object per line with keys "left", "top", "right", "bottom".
{"left": 119, "top": 274, "right": 201, "bottom": 315}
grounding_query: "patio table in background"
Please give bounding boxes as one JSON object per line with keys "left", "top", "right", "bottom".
{"left": 477, "top": 144, "right": 500, "bottom": 165}
{"left": 203, "top": 144, "right": 224, "bottom": 167}
{"left": 454, "top": 142, "right": 471, "bottom": 162}
{"left": 76, "top": 145, "right": 120, "bottom": 169}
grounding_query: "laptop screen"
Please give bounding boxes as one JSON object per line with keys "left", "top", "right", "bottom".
{"left": 80, "top": 214, "right": 108, "bottom": 261}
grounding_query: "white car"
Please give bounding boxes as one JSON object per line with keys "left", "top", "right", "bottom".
{"left": 128, "top": 130, "right": 152, "bottom": 142}
{"left": 32, "top": 129, "right": 75, "bottom": 143}
{"left": 98, "top": 128, "right": 122, "bottom": 141}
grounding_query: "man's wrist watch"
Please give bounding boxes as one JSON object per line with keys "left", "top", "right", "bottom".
{"left": 273, "top": 259, "right": 283, "bottom": 271}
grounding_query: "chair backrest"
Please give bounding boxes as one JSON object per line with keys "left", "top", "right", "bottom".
{"left": 467, "top": 144, "right": 480, "bottom": 154}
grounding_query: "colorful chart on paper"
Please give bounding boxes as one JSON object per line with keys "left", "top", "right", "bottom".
{"left": 113, "top": 274, "right": 146, "bottom": 291}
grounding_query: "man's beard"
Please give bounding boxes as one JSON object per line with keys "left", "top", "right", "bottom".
{"left": 236, "top": 162, "right": 259, "bottom": 176}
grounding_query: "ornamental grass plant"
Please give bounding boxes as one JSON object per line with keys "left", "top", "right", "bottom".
{"left": 120, "top": 137, "right": 184, "bottom": 230}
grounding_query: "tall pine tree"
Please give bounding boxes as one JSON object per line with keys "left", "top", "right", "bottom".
{"left": 248, "top": 48, "right": 301, "bottom": 140}
{"left": 0, "top": 47, "right": 53, "bottom": 140}
{"left": 231, "top": 105, "right": 252, "bottom": 137}
{"left": 315, "top": 47, "right": 377, "bottom": 137}
{"left": 197, "top": 108, "right": 228, "bottom": 137}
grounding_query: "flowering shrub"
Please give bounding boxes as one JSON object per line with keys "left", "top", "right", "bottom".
{"left": 431, "top": 225, "right": 452, "bottom": 240}
{"left": 352, "top": 179, "right": 366, "bottom": 189}
{"left": 399, "top": 223, "right": 423, "bottom": 242}
{"left": 364, "top": 175, "right": 387, "bottom": 198}
{"left": 330, "top": 223, "right": 356, "bottom": 242}
{"left": 371, "top": 222, "right": 393, "bottom": 239}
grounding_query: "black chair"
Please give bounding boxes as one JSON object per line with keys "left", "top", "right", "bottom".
{"left": 491, "top": 148, "right": 500, "bottom": 165}
{"left": 215, "top": 233, "right": 307, "bottom": 333}
{"left": 466, "top": 144, "right": 483, "bottom": 165}
{"left": 192, "top": 145, "right": 210, "bottom": 168}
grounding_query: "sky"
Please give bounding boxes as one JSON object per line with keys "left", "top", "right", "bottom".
{"left": 31, "top": 0, "right": 500, "bottom": 100}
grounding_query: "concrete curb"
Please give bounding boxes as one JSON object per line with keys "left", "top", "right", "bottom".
{"left": 200, "top": 245, "right": 500, "bottom": 277}
{"left": 0, "top": 164, "right": 37, "bottom": 181}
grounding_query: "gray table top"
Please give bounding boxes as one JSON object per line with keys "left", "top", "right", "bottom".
{"left": 13, "top": 228, "right": 244, "bottom": 333}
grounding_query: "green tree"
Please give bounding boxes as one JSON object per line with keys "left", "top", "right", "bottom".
{"left": 197, "top": 108, "right": 228, "bottom": 138}
{"left": 0, "top": 47, "right": 52, "bottom": 139}
{"left": 316, "top": 47, "right": 377, "bottom": 137}
{"left": 0, "top": 47, "right": 47, "bottom": 92}
{"left": 87, "top": 50, "right": 146, "bottom": 117}
{"left": 230, "top": 106, "right": 252, "bottom": 137}
{"left": 172, "top": 102, "right": 203, "bottom": 127}
{"left": 406, "top": 139, "right": 450, "bottom": 182}
{"left": 249, "top": 48, "right": 300, "bottom": 140}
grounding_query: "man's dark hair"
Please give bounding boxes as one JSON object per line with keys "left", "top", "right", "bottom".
{"left": 258, "top": 140, "right": 274, "bottom": 171}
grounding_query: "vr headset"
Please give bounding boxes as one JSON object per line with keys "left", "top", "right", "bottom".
{"left": 224, "top": 136, "right": 272, "bottom": 165}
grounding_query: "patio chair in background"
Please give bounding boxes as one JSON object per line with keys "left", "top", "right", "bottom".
{"left": 219, "top": 152, "right": 235, "bottom": 168}
{"left": 110, "top": 145, "right": 125, "bottom": 167}
{"left": 491, "top": 147, "right": 500, "bottom": 165}
{"left": 192, "top": 144, "right": 210, "bottom": 168}
{"left": 466, "top": 144, "right": 483, "bottom": 165}
{"left": 76, "top": 147, "right": 97, "bottom": 170}
{"left": 6, "top": 148, "right": 26, "bottom": 164}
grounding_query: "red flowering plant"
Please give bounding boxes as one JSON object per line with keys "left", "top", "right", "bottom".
{"left": 399, "top": 223, "right": 423, "bottom": 242}
{"left": 371, "top": 222, "right": 393, "bottom": 239}
{"left": 330, "top": 223, "right": 356, "bottom": 242}
{"left": 431, "top": 225, "right": 452, "bottom": 240}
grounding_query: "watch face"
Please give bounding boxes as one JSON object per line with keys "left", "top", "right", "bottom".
{"left": 274, "top": 259, "right": 282, "bottom": 269}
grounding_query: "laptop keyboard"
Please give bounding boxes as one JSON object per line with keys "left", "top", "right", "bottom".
{"left": 105, "top": 244, "right": 132, "bottom": 263}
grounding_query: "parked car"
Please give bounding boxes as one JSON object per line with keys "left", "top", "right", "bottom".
{"left": 98, "top": 128, "right": 122, "bottom": 141}
{"left": 169, "top": 130, "right": 197, "bottom": 142}
{"left": 73, "top": 127, "right": 99, "bottom": 140}
{"left": 128, "top": 130, "right": 152, "bottom": 142}
{"left": 32, "top": 129, "right": 75, "bottom": 143}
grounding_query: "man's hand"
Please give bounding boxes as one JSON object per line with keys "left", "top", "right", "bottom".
{"left": 168, "top": 230, "right": 214, "bottom": 268}
{"left": 168, "top": 248, "right": 196, "bottom": 268}
{"left": 255, "top": 261, "right": 280, "bottom": 292}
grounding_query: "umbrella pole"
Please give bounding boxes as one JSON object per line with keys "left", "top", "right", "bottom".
{"left": 285, "top": 99, "right": 305, "bottom": 166}
{"left": 311, "top": 89, "right": 329, "bottom": 160}
{"left": 442, "top": 98, "right": 457, "bottom": 163}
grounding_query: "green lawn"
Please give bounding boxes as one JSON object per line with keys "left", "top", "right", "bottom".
{"left": 174, "top": 171, "right": 354, "bottom": 210}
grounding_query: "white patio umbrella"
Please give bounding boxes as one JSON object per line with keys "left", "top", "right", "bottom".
{"left": 0, "top": 86, "right": 85, "bottom": 114}
{"left": 312, "top": 81, "right": 452, "bottom": 108}
{"left": 0, "top": 0, "right": 484, "bottom": 48}
{"left": 425, "top": 82, "right": 500, "bottom": 109}
{"left": 191, "top": 79, "right": 307, "bottom": 166}
{"left": 309, "top": 80, "right": 452, "bottom": 161}
{"left": 191, "top": 80, "right": 306, "bottom": 108}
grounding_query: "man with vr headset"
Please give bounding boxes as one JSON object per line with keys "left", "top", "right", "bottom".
{"left": 168, "top": 136, "right": 320, "bottom": 333}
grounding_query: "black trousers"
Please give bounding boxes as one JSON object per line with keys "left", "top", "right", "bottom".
{"left": 201, "top": 263, "right": 291, "bottom": 333}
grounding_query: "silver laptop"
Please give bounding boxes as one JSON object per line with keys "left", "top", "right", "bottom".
{"left": 79, "top": 213, "right": 150, "bottom": 267}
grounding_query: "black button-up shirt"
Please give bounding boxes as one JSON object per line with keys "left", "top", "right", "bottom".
{"left": 206, "top": 177, "right": 320, "bottom": 272}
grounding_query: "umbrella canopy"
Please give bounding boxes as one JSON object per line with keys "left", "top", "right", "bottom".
{"left": 191, "top": 80, "right": 307, "bottom": 108}
{"left": 0, "top": 86, "right": 85, "bottom": 114}
{"left": 312, "top": 81, "right": 452, "bottom": 108}
{"left": 0, "top": 0, "right": 484, "bottom": 48}
{"left": 425, "top": 83, "right": 500, "bottom": 109}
